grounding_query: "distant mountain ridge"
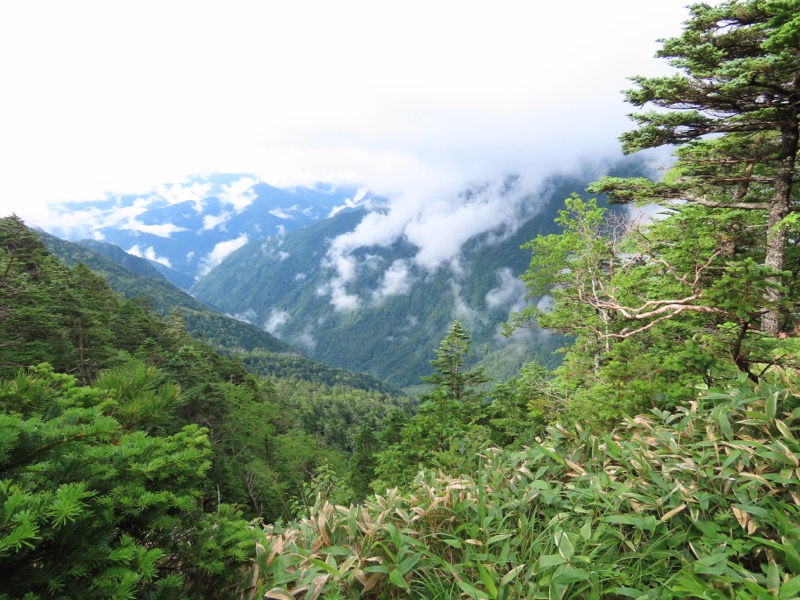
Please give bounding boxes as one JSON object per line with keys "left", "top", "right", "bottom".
{"left": 189, "top": 163, "right": 651, "bottom": 388}
{"left": 189, "top": 185, "right": 560, "bottom": 387}
{"left": 41, "top": 160, "right": 652, "bottom": 389}
{"left": 49, "top": 174, "right": 378, "bottom": 288}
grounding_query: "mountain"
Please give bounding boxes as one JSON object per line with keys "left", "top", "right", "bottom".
{"left": 39, "top": 160, "right": 650, "bottom": 389}
{"left": 49, "top": 173, "right": 378, "bottom": 288}
{"left": 39, "top": 232, "right": 400, "bottom": 394}
{"left": 190, "top": 162, "right": 650, "bottom": 388}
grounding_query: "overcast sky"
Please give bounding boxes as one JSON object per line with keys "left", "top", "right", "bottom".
{"left": 0, "top": 1, "right": 696, "bottom": 231}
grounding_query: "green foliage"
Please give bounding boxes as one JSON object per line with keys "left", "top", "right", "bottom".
{"left": 507, "top": 192, "right": 800, "bottom": 423}
{"left": 256, "top": 379, "right": 800, "bottom": 599}
{"left": 421, "top": 320, "right": 490, "bottom": 409}
{"left": 348, "top": 424, "right": 379, "bottom": 500}
{"left": 0, "top": 364, "right": 258, "bottom": 599}
{"left": 240, "top": 350, "right": 401, "bottom": 395}
{"left": 374, "top": 322, "right": 495, "bottom": 488}
{"left": 6, "top": 6, "right": 800, "bottom": 598}
{"left": 596, "top": 0, "right": 800, "bottom": 335}
{"left": 40, "top": 228, "right": 296, "bottom": 359}
{"left": 93, "top": 357, "right": 184, "bottom": 433}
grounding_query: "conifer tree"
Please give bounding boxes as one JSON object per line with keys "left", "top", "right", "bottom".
{"left": 420, "top": 320, "right": 489, "bottom": 412}
{"left": 592, "top": 0, "right": 800, "bottom": 334}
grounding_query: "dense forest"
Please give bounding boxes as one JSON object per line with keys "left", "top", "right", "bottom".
{"left": 3, "top": 1, "right": 800, "bottom": 598}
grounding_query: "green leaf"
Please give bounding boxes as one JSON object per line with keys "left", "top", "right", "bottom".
{"left": 767, "top": 561, "right": 780, "bottom": 593}
{"left": 307, "top": 557, "right": 341, "bottom": 577}
{"left": 766, "top": 393, "right": 778, "bottom": 420}
{"left": 553, "top": 567, "right": 590, "bottom": 585}
{"left": 478, "top": 563, "right": 498, "bottom": 599}
{"left": 554, "top": 529, "right": 574, "bottom": 561}
{"left": 457, "top": 579, "right": 489, "bottom": 599}
{"left": 395, "top": 552, "right": 422, "bottom": 577}
{"left": 782, "top": 537, "right": 800, "bottom": 574}
{"left": 775, "top": 419, "right": 796, "bottom": 441}
{"left": 538, "top": 446, "right": 567, "bottom": 465}
{"left": 537, "top": 554, "right": 567, "bottom": 570}
{"left": 779, "top": 575, "right": 800, "bottom": 599}
{"left": 610, "top": 588, "right": 647, "bottom": 598}
{"left": 388, "top": 568, "right": 408, "bottom": 589}
{"left": 500, "top": 564, "right": 525, "bottom": 587}
{"left": 718, "top": 411, "right": 733, "bottom": 440}
{"left": 732, "top": 503, "right": 771, "bottom": 519}
{"left": 320, "top": 545, "right": 351, "bottom": 556}
{"left": 487, "top": 533, "right": 513, "bottom": 545}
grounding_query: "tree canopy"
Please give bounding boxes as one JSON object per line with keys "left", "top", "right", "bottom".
{"left": 592, "top": 0, "right": 800, "bottom": 334}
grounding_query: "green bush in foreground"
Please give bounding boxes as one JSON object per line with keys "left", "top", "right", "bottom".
{"left": 0, "top": 364, "right": 259, "bottom": 599}
{"left": 254, "top": 377, "right": 800, "bottom": 599}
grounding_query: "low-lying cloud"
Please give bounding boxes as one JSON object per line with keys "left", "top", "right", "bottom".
{"left": 371, "top": 259, "right": 413, "bottom": 304}
{"left": 319, "top": 176, "right": 546, "bottom": 310}
{"left": 219, "top": 177, "right": 258, "bottom": 212}
{"left": 202, "top": 211, "right": 232, "bottom": 231}
{"left": 264, "top": 308, "right": 290, "bottom": 335}
{"left": 119, "top": 218, "right": 187, "bottom": 238}
{"left": 485, "top": 268, "right": 527, "bottom": 312}
{"left": 127, "top": 244, "right": 172, "bottom": 268}
{"left": 199, "top": 234, "right": 249, "bottom": 275}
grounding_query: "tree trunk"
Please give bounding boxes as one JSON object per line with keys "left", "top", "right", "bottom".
{"left": 762, "top": 117, "right": 799, "bottom": 335}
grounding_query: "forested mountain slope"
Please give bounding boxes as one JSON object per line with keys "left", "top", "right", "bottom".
{"left": 251, "top": 2, "right": 800, "bottom": 597}
{"left": 39, "top": 230, "right": 400, "bottom": 394}
{"left": 0, "top": 214, "right": 413, "bottom": 597}
{"left": 191, "top": 165, "right": 649, "bottom": 388}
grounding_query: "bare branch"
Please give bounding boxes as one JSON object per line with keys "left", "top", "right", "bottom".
{"left": 690, "top": 198, "right": 769, "bottom": 210}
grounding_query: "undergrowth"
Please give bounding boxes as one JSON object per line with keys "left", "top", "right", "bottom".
{"left": 248, "top": 379, "right": 800, "bottom": 599}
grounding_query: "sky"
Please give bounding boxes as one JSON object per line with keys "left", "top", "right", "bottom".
{"left": 0, "top": 0, "right": 699, "bottom": 232}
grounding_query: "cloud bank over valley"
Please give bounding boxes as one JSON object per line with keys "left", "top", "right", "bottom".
{"left": 2, "top": 1, "right": 692, "bottom": 241}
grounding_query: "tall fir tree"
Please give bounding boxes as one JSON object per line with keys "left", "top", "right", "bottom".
{"left": 591, "top": 0, "right": 800, "bottom": 334}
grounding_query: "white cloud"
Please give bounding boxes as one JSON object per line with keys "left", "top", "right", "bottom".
{"left": 31, "top": 198, "right": 155, "bottom": 239}
{"left": 328, "top": 279, "right": 361, "bottom": 312}
{"left": 119, "top": 218, "right": 188, "bottom": 238}
{"left": 202, "top": 211, "right": 232, "bottom": 231}
{"left": 232, "top": 308, "right": 257, "bottom": 324}
{"left": 296, "top": 329, "right": 317, "bottom": 351}
{"left": 319, "top": 175, "right": 547, "bottom": 308}
{"left": 127, "top": 244, "right": 172, "bottom": 268}
{"left": 329, "top": 188, "right": 370, "bottom": 217}
{"left": 269, "top": 208, "right": 294, "bottom": 219}
{"left": 219, "top": 177, "right": 258, "bottom": 212}
{"left": 451, "top": 280, "right": 481, "bottom": 324}
{"left": 485, "top": 268, "right": 527, "bottom": 312}
{"left": 264, "top": 309, "right": 290, "bottom": 334}
{"left": 1, "top": 1, "right": 697, "bottom": 234}
{"left": 401, "top": 315, "right": 419, "bottom": 331}
{"left": 405, "top": 178, "right": 540, "bottom": 271}
{"left": 199, "top": 234, "right": 249, "bottom": 275}
{"left": 372, "top": 259, "right": 413, "bottom": 304}
{"left": 155, "top": 181, "right": 213, "bottom": 211}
